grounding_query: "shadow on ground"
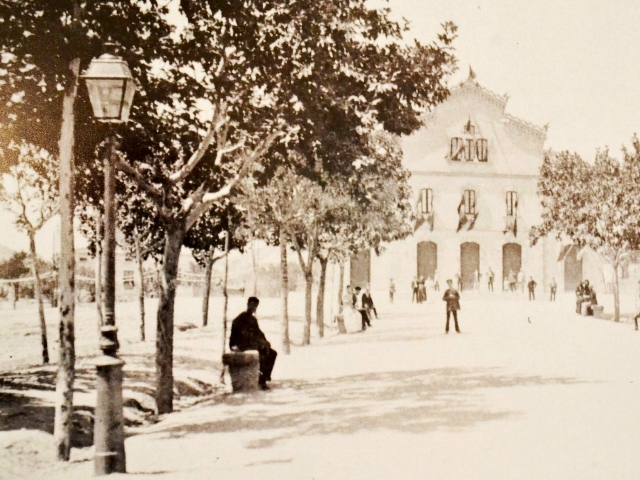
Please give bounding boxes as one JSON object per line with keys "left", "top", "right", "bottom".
{"left": 151, "top": 367, "right": 583, "bottom": 449}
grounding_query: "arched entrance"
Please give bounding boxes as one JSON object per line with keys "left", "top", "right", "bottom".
{"left": 417, "top": 241, "right": 437, "bottom": 280}
{"left": 502, "top": 243, "right": 522, "bottom": 291}
{"left": 460, "top": 242, "right": 480, "bottom": 291}
{"left": 350, "top": 249, "right": 371, "bottom": 289}
{"left": 564, "top": 245, "right": 582, "bottom": 292}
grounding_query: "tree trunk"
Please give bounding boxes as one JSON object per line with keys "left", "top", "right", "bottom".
{"left": 613, "top": 263, "right": 620, "bottom": 322}
{"left": 338, "top": 262, "right": 345, "bottom": 315}
{"left": 29, "top": 233, "right": 49, "bottom": 364}
{"left": 54, "top": 56, "right": 79, "bottom": 462}
{"left": 220, "top": 231, "right": 230, "bottom": 383}
{"left": 316, "top": 256, "right": 328, "bottom": 338}
{"left": 280, "top": 232, "right": 290, "bottom": 354}
{"left": 251, "top": 235, "right": 258, "bottom": 296}
{"left": 202, "top": 248, "right": 214, "bottom": 327}
{"left": 135, "top": 232, "right": 145, "bottom": 341}
{"left": 155, "top": 223, "right": 185, "bottom": 414}
{"left": 303, "top": 272, "right": 313, "bottom": 345}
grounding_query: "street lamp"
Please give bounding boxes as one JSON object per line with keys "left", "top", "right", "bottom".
{"left": 82, "top": 49, "right": 136, "bottom": 476}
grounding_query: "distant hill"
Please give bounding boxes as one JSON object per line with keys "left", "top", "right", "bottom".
{"left": 0, "top": 244, "right": 15, "bottom": 262}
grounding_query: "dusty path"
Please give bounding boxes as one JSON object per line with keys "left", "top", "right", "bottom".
{"left": 32, "top": 293, "right": 640, "bottom": 480}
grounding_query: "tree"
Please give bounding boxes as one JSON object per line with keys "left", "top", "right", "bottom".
{"left": 0, "top": 143, "right": 58, "bottom": 364}
{"left": 531, "top": 144, "right": 640, "bottom": 322}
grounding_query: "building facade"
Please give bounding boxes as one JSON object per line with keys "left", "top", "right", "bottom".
{"left": 352, "top": 74, "right": 580, "bottom": 298}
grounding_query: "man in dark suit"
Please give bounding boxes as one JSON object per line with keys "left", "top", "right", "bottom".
{"left": 230, "top": 297, "right": 277, "bottom": 390}
{"left": 442, "top": 279, "right": 461, "bottom": 334}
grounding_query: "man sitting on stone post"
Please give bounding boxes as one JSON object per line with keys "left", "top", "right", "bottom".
{"left": 229, "top": 297, "right": 277, "bottom": 390}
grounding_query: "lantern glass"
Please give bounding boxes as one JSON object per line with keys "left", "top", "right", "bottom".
{"left": 82, "top": 53, "right": 136, "bottom": 123}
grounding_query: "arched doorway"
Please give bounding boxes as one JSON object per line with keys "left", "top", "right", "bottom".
{"left": 564, "top": 245, "right": 582, "bottom": 292}
{"left": 417, "top": 241, "right": 437, "bottom": 280}
{"left": 460, "top": 242, "right": 480, "bottom": 291}
{"left": 350, "top": 249, "right": 371, "bottom": 289}
{"left": 502, "top": 243, "right": 522, "bottom": 291}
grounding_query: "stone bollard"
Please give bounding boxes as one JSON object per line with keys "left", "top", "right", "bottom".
{"left": 222, "top": 350, "right": 260, "bottom": 393}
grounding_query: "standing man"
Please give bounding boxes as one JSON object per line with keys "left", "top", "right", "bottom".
{"left": 487, "top": 267, "right": 495, "bottom": 292}
{"left": 389, "top": 278, "right": 395, "bottom": 304}
{"left": 550, "top": 277, "right": 557, "bottom": 301}
{"left": 442, "top": 279, "right": 461, "bottom": 334}
{"left": 455, "top": 272, "right": 463, "bottom": 292}
{"left": 411, "top": 277, "right": 418, "bottom": 303}
{"left": 575, "top": 281, "right": 584, "bottom": 313}
{"left": 363, "top": 286, "right": 378, "bottom": 319}
{"left": 229, "top": 297, "right": 277, "bottom": 390}
{"left": 527, "top": 277, "right": 537, "bottom": 301}
{"left": 508, "top": 270, "right": 516, "bottom": 293}
{"left": 354, "top": 286, "right": 371, "bottom": 330}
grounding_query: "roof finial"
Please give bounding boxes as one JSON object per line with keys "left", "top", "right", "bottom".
{"left": 468, "top": 65, "right": 477, "bottom": 81}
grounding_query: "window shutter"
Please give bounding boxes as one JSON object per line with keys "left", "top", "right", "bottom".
{"left": 476, "top": 139, "right": 488, "bottom": 162}
{"left": 450, "top": 137, "right": 464, "bottom": 161}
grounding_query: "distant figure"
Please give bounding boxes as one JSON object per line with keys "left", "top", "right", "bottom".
{"left": 411, "top": 277, "right": 418, "bottom": 303}
{"left": 527, "top": 277, "right": 537, "bottom": 301}
{"left": 354, "top": 286, "right": 371, "bottom": 330}
{"left": 575, "top": 281, "right": 584, "bottom": 313}
{"left": 455, "top": 272, "right": 462, "bottom": 292}
{"left": 363, "top": 287, "right": 378, "bottom": 319}
{"left": 230, "top": 297, "right": 277, "bottom": 390}
{"left": 442, "top": 279, "right": 461, "bottom": 334}
{"left": 586, "top": 288, "right": 598, "bottom": 315}
{"left": 550, "top": 278, "right": 557, "bottom": 301}
{"left": 418, "top": 276, "right": 427, "bottom": 303}
{"left": 508, "top": 270, "right": 516, "bottom": 292}
{"left": 433, "top": 270, "right": 440, "bottom": 291}
{"left": 487, "top": 267, "right": 495, "bottom": 292}
{"left": 475, "top": 269, "right": 482, "bottom": 292}
{"left": 517, "top": 270, "right": 525, "bottom": 293}
{"left": 389, "top": 279, "right": 396, "bottom": 304}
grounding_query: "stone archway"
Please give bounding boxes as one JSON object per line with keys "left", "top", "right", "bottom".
{"left": 460, "top": 242, "right": 480, "bottom": 291}
{"left": 417, "top": 241, "right": 437, "bottom": 280}
{"left": 564, "top": 246, "right": 582, "bottom": 292}
{"left": 502, "top": 243, "right": 522, "bottom": 290}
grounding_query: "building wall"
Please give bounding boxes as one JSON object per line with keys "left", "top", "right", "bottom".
{"left": 369, "top": 76, "right": 560, "bottom": 297}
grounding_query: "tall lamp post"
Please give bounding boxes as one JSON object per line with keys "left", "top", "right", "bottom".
{"left": 81, "top": 50, "right": 136, "bottom": 476}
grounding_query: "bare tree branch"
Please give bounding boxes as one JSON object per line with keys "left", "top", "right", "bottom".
{"left": 115, "top": 158, "right": 164, "bottom": 205}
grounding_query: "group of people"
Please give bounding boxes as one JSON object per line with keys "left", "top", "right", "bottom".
{"left": 411, "top": 276, "right": 429, "bottom": 303}
{"left": 575, "top": 280, "right": 598, "bottom": 315}
{"left": 343, "top": 284, "right": 377, "bottom": 331}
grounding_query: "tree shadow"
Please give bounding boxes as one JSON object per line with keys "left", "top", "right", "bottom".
{"left": 0, "top": 391, "right": 94, "bottom": 448}
{"left": 152, "top": 367, "right": 583, "bottom": 449}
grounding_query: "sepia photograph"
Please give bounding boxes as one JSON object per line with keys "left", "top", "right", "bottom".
{"left": 1, "top": 1, "right": 640, "bottom": 478}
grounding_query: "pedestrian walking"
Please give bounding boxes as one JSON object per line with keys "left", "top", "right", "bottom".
{"left": 363, "top": 287, "right": 378, "bottom": 319}
{"left": 487, "top": 267, "right": 495, "bottom": 292}
{"left": 354, "top": 286, "right": 371, "bottom": 330}
{"left": 442, "top": 279, "right": 461, "bottom": 334}
{"left": 411, "top": 277, "right": 418, "bottom": 303}
{"left": 475, "top": 269, "right": 482, "bottom": 292}
{"left": 433, "top": 270, "right": 440, "bottom": 291}
{"left": 527, "top": 277, "right": 537, "bottom": 301}
{"left": 550, "top": 277, "right": 557, "bottom": 301}
{"left": 389, "top": 279, "right": 395, "bottom": 304}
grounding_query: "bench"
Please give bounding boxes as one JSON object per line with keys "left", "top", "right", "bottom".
{"left": 222, "top": 350, "right": 260, "bottom": 393}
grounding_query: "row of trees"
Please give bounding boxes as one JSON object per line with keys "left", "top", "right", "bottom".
{"left": 0, "top": 0, "right": 457, "bottom": 458}
{"left": 531, "top": 138, "right": 640, "bottom": 322}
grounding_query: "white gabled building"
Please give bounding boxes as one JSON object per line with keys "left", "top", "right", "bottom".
{"left": 350, "top": 73, "right": 588, "bottom": 299}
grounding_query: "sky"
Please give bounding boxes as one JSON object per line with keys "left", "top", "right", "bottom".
{"left": 2, "top": 0, "right": 640, "bottom": 259}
